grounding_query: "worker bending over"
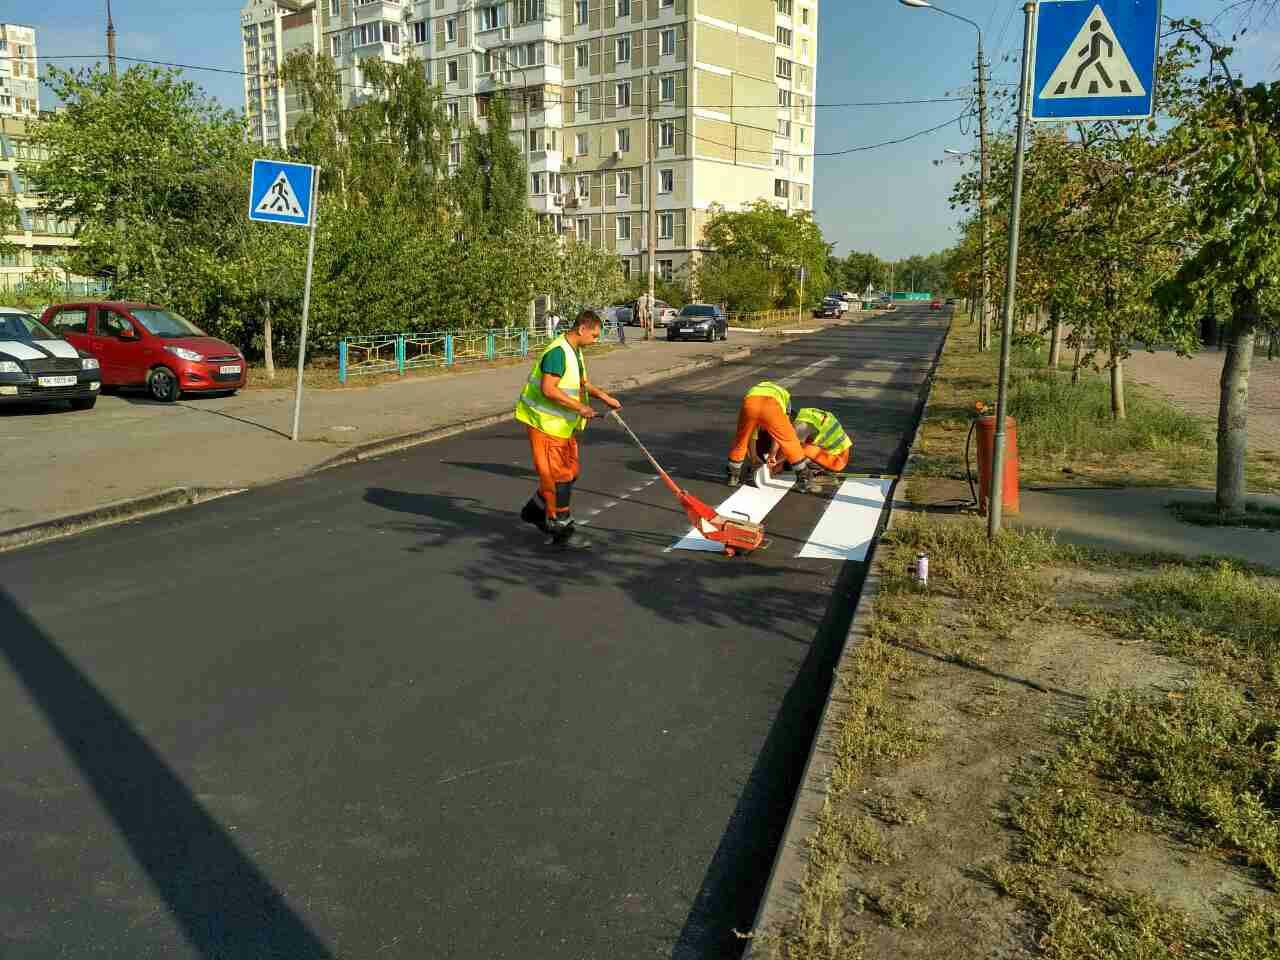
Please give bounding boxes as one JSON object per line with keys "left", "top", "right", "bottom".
{"left": 515, "top": 309, "right": 621, "bottom": 545}
{"left": 726, "top": 380, "right": 815, "bottom": 491}
{"left": 768, "top": 407, "right": 853, "bottom": 475}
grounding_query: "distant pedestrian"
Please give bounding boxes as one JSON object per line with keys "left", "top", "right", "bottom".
{"left": 545, "top": 311, "right": 560, "bottom": 340}
{"left": 515, "top": 309, "right": 622, "bottom": 546}
{"left": 617, "top": 311, "right": 627, "bottom": 346}
{"left": 635, "top": 293, "right": 651, "bottom": 338}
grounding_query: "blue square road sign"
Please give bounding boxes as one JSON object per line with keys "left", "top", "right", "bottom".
{"left": 249, "top": 159, "right": 316, "bottom": 227}
{"left": 1031, "top": 0, "right": 1161, "bottom": 122}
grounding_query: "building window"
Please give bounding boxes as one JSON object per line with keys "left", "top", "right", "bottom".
{"left": 777, "top": 119, "right": 791, "bottom": 137}
{"left": 447, "top": 59, "right": 459, "bottom": 82}
{"left": 616, "top": 215, "right": 631, "bottom": 240}
{"left": 531, "top": 172, "right": 545, "bottom": 194}
{"left": 776, "top": 57, "right": 792, "bottom": 79}
{"left": 776, "top": 0, "right": 793, "bottom": 13}
{"left": 658, "top": 212, "right": 673, "bottom": 239}
{"left": 576, "top": 0, "right": 588, "bottom": 23}
{"left": 616, "top": 37, "right": 631, "bottom": 62}
{"left": 616, "top": 171, "right": 630, "bottom": 196}
{"left": 774, "top": 150, "right": 785, "bottom": 167}
{"left": 616, "top": 81, "right": 631, "bottom": 108}
{"left": 777, "top": 26, "right": 792, "bottom": 46}
{"left": 330, "top": 34, "right": 342, "bottom": 56}
{"left": 446, "top": 17, "right": 457, "bottom": 41}
{"left": 659, "top": 121, "right": 674, "bottom": 148}
{"left": 449, "top": 141, "right": 462, "bottom": 164}
{"left": 576, "top": 133, "right": 589, "bottom": 156}
{"left": 774, "top": 178, "right": 788, "bottom": 198}
{"left": 576, "top": 43, "right": 589, "bottom": 67}
{"left": 778, "top": 88, "right": 791, "bottom": 107}
{"left": 661, "top": 0, "right": 674, "bottom": 6}
{"left": 447, "top": 101, "right": 460, "bottom": 123}
{"left": 576, "top": 174, "right": 590, "bottom": 196}
{"left": 576, "top": 216, "right": 591, "bottom": 241}
{"left": 382, "top": 22, "right": 399, "bottom": 44}
{"left": 659, "top": 259, "right": 673, "bottom": 280}
{"left": 329, "top": 0, "right": 340, "bottom": 16}
{"left": 412, "top": 20, "right": 427, "bottom": 44}
{"left": 661, "top": 75, "right": 675, "bottom": 101}
{"left": 798, "top": 156, "right": 806, "bottom": 172}
{"left": 800, "top": 126, "right": 807, "bottom": 143}
{"left": 576, "top": 87, "right": 589, "bottom": 112}
{"left": 659, "top": 168, "right": 674, "bottom": 193}
{"left": 479, "top": 6, "right": 502, "bottom": 30}
{"left": 518, "top": 0, "right": 545, "bottom": 21}
{"left": 616, "top": 127, "right": 631, "bottom": 153}
{"left": 616, "top": 0, "right": 631, "bottom": 16}
{"left": 620, "top": 259, "right": 632, "bottom": 281}
{"left": 660, "top": 28, "right": 675, "bottom": 56}
{"left": 802, "top": 7, "right": 809, "bottom": 25}
{"left": 801, "top": 39, "right": 809, "bottom": 60}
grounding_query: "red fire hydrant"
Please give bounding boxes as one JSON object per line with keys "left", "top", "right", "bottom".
{"left": 975, "top": 414, "right": 1020, "bottom": 516}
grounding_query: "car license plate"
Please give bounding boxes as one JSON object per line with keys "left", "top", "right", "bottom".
{"left": 38, "top": 376, "right": 77, "bottom": 387}
{"left": 219, "top": 365, "right": 242, "bottom": 375}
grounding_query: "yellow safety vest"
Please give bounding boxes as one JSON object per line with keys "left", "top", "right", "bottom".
{"left": 745, "top": 381, "right": 791, "bottom": 414}
{"left": 795, "top": 407, "right": 852, "bottom": 455}
{"left": 514, "top": 334, "right": 588, "bottom": 438}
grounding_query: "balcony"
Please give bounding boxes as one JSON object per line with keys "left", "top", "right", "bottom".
{"left": 527, "top": 148, "right": 563, "bottom": 171}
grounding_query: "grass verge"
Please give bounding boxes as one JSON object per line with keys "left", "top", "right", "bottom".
{"left": 754, "top": 507, "right": 1280, "bottom": 959}
{"left": 913, "top": 317, "right": 1280, "bottom": 492}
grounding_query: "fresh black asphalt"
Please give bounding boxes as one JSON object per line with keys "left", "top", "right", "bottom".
{"left": 0, "top": 308, "right": 947, "bottom": 959}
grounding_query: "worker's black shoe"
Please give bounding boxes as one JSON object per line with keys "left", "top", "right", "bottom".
{"left": 546, "top": 517, "right": 590, "bottom": 548}
{"left": 726, "top": 462, "right": 744, "bottom": 488}
{"left": 521, "top": 499, "right": 549, "bottom": 533}
{"left": 794, "top": 462, "right": 815, "bottom": 493}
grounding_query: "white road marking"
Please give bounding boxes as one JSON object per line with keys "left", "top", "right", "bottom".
{"left": 796, "top": 478, "right": 894, "bottom": 561}
{"left": 668, "top": 472, "right": 795, "bottom": 552}
{"left": 578, "top": 476, "right": 659, "bottom": 527}
{"left": 774, "top": 356, "right": 840, "bottom": 389}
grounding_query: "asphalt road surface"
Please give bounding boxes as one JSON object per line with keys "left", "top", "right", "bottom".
{"left": 0, "top": 307, "right": 948, "bottom": 959}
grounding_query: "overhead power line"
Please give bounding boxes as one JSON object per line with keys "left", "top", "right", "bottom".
{"left": 18, "top": 53, "right": 970, "bottom": 110}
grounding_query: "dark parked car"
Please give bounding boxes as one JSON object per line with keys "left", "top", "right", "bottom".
{"left": 42, "top": 301, "right": 246, "bottom": 402}
{"left": 814, "top": 297, "right": 842, "bottom": 319}
{"left": 667, "top": 303, "right": 728, "bottom": 341}
{"left": 0, "top": 307, "right": 101, "bottom": 410}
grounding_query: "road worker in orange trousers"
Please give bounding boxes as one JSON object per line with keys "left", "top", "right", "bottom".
{"left": 726, "top": 380, "right": 815, "bottom": 492}
{"left": 765, "top": 407, "right": 853, "bottom": 476}
{"left": 514, "top": 309, "right": 621, "bottom": 545}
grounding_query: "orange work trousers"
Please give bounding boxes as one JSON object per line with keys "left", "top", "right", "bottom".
{"left": 527, "top": 425, "right": 580, "bottom": 518}
{"left": 803, "top": 444, "right": 850, "bottom": 473}
{"left": 728, "top": 396, "right": 806, "bottom": 465}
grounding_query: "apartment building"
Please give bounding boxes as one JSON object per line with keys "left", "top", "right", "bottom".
{"left": 0, "top": 23, "right": 39, "bottom": 119}
{"left": 240, "top": 0, "right": 817, "bottom": 279}
{"left": 1, "top": 115, "right": 83, "bottom": 291}
{"left": 241, "top": 0, "right": 326, "bottom": 147}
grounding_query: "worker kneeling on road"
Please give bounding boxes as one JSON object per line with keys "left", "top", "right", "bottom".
{"left": 515, "top": 309, "right": 621, "bottom": 545}
{"left": 766, "top": 407, "right": 852, "bottom": 476}
{"left": 726, "top": 380, "right": 815, "bottom": 492}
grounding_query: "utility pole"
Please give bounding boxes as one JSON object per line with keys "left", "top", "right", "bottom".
{"left": 646, "top": 70, "right": 657, "bottom": 342}
{"left": 976, "top": 33, "right": 991, "bottom": 352}
{"left": 106, "top": 0, "right": 118, "bottom": 80}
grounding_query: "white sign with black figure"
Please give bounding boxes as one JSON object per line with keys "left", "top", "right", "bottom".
{"left": 253, "top": 170, "right": 306, "bottom": 219}
{"left": 1040, "top": 5, "right": 1145, "bottom": 99}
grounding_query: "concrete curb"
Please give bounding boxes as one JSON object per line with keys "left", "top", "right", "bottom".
{"left": 310, "top": 346, "right": 754, "bottom": 472}
{"left": 0, "top": 346, "right": 756, "bottom": 553}
{"left": 743, "top": 317, "right": 953, "bottom": 955}
{"left": 0, "top": 486, "right": 245, "bottom": 554}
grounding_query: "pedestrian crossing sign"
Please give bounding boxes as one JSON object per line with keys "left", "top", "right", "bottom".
{"left": 248, "top": 159, "right": 316, "bottom": 227}
{"left": 1031, "top": 0, "right": 1161, "bottom": 122}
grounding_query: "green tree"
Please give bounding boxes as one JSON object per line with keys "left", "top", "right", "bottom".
{"left": 696, "top": 200, "right": 828, "bottom": 310}
{"left": 1156, "top": 23, "right": 1280, "bottom": 514}
{"left": 454, "top": 94, "right": 528, "bottom": 238}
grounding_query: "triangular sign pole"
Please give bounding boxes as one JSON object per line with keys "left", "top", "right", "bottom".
{"left": 1039, "top": 4, "right": 1146, "bottom": 99}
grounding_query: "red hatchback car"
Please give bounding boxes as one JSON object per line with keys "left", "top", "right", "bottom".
{"left": 41, "top": 302, "right": 246, "bottom": 402}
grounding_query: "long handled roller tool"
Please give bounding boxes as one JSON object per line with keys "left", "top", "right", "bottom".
{"left": 610, "top": 411, "right": 765, "bottom": 557}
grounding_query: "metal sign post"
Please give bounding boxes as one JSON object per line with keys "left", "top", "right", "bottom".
{"left": 988, "top": 2, "right": 1037, "bottom": 539}
{"left": 248, "top": 159, "right": 318, "bottom": 442}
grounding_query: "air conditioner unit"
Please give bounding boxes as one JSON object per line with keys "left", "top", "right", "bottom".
{"left": 611, "top": 150, "right": 622, "bottom": 161}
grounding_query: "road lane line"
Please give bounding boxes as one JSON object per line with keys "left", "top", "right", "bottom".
{"left": 796, "top": 478, "right": 893, "bottom": 561}
{"left": 578, "top": 476, "right": 659, "bottom": 527}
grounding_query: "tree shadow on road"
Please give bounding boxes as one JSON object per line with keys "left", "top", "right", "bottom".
{"left": 0, "top": 589, "right": 334, "bottom": 960}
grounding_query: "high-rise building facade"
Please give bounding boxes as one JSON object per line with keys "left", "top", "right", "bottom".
{"left": 240, "top": 0, "right": 817, "bottom": 279}
{"left": 0, "top": 23, "right": 39, "bottom": 119}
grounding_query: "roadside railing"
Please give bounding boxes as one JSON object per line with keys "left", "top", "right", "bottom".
{"left": 337, "top": 322, "right": 620, "bottom": 382}
{"left": 729, "top": 309, "right": 824, "bottom": 330}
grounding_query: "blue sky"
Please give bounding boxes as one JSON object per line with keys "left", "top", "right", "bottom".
{"left": 23, "top": 0, "right": 1280, "bottom": 260}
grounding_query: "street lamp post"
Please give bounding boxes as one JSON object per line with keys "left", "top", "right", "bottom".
{"left": 899, "top": 0, "right": 990, "bottom": 350}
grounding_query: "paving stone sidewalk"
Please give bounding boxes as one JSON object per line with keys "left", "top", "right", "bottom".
{"left": 0, "top": 337, "right": 755, "bottom": 541}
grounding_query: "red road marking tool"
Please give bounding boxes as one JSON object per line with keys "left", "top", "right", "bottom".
{"left": 610, "top": 411, "right": 765, "bottom": 557}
